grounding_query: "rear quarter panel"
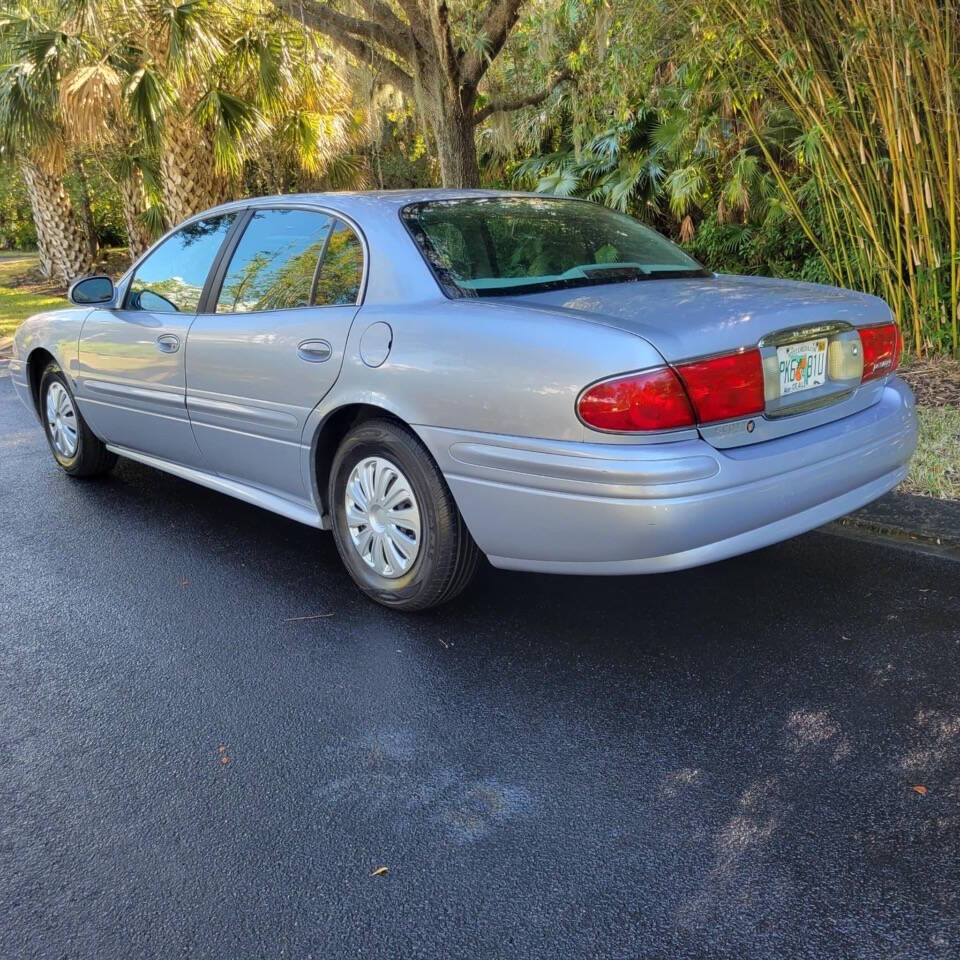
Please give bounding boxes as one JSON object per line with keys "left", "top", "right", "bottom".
{"left": 307, "top": 298, "right": 682, "bottom": 443}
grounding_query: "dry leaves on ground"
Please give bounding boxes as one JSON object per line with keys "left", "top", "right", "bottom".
{"left": 900, "top": 357, "right": 960, "bottom": 407}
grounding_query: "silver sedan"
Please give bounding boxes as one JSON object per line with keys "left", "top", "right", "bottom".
{"left": 10, "top": 190, "right": 917, "bottom": 609}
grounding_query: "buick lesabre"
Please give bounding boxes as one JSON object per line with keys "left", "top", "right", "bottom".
{"left": 10, "top": 191, "right": 917, "bottom": 609}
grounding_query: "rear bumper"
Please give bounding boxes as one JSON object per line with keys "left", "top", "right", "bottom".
{"left": 416, "top": 377, "right": 917, "bottom": 574}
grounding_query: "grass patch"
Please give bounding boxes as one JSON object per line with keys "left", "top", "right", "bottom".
{"left": 0, "top": 253, "right": 64, "bottom": 339}
{"left": 903, "top": 405, "right": 960, "bottom": 500}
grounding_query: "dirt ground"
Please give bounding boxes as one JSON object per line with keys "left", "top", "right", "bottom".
{"left": 900, "top": 355, "right": 960, "bottom": 407}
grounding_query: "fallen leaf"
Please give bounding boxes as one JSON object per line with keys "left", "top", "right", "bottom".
{"left": 912, "top": 785, "right": 927, "bottom": 796}
{"left": 220, "top": 755, "right": 230, "bottom": 765}
{"left": 179, "top": 580, "right": 190, "bottom": 587}
{"left": 370, "top": 866, "right": 389, "bottom": 877}
{"left": 217, "top": 745, "right": 227, "bottom": 753}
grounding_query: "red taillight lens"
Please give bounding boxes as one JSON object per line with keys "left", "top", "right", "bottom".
{"left": 577, "top": 367, "right": 695, "bottom": 431}
{"left": 859, "top": 322, "right": 900, "bottom": 382}
{"left": 675, "top": 349, "right": 765, "bottom": 424}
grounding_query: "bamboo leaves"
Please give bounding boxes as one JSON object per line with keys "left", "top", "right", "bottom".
{"left": 713, "top": 0, "right": 960, "bottom": 356}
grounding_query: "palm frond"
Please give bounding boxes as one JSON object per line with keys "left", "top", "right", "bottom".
{"left": 125, "top": 66, "right": 176, "bottom": 141}
{"left": 60, "top": 62, "right": 122, "bottom": 143}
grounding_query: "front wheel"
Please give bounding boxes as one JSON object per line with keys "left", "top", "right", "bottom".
{"left": 39, "top": 363, "right": 116, "bottom": 477}
{"left": 329, "top": 419, "right": 479, "bottom": 611}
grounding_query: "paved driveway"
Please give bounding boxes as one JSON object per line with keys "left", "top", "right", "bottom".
{"left": 1, "top": 377, "right": 958, "bottom": 959}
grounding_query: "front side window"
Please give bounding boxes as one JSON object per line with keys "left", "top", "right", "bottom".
{"left": 126, "top": 214, "right": 236, "bottom": 313}
{"left": 313, "top": 221, "right": 363, "bottom": 306}
{"left": 216, "top": 209, "right": 334, "bottom": 313}
{"left": 401, "top": 197, "right": 708, "bottom": 298}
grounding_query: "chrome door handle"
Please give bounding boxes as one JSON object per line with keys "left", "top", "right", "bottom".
{"left": 156, "top": 334, "right": 180, "bottom": 353}
{"left": 297, "top": 340, "right": 332, "bottom": 363}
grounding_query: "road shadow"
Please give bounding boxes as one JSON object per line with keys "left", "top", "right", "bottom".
{"left": 6, "top": 431, "right": 960, "bottom": 957}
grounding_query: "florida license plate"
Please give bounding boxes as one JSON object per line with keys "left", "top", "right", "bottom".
{"left": 777, "top": 338, "right": 828, "bottom": 397}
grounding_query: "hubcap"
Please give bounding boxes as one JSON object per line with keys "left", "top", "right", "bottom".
{"left": 45, "top": 381, "right": 78, "bottom": 459}
{"left": 345, "top": 456, "right": 421, "bottom": 578}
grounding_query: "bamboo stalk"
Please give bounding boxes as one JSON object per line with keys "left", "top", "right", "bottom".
{"left": 946, "top": 5, "right": 959, "bottom": 354}
{"left": 712, "top": 0, "right": 958, "bottom": 356}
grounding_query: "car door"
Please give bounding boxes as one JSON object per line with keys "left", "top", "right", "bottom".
{"left": 76, "top": 213, "right": 238, "bottom": 466}
{"left": 185, "top": 207, "right": 364, "bottom": 500}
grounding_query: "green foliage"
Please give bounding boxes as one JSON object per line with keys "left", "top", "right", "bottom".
{"left": 688, "top": 209, "right": 830, "bottom": 284}
{"left": 1, "top": 0, "right": 957, "bottom": 357}
{"left": 0, "top": 156, "right": 128, "bottom": 250}
{"left": 0, "top": 165, "right": 36, "bottom": 249}
{"left": 903, "top": 406, "right": 960, "bottom": 500}
{"left": 63, "top": 160, "right": 126, "bottom": 247}
{"left": 705, "top": 0, "right": 960, "bottom": 356}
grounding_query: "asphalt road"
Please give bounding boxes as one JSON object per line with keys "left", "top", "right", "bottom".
{"left": 2, "top": 374, "right": 959, "bottom": 960}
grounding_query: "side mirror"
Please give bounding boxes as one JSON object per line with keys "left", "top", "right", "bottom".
{"left": 69, "top": 275, "right": 115, "bottom": 306}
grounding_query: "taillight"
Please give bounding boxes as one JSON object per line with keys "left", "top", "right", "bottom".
{"left": 675, "top": 349, "right": 765, "bottom": 424}
{"left": 859, "top": 322, "right": 900, "bottom": 382}
{"left": 577, "top": 349, "right": 766, "bottom": 433}
{"left": 577, "top": 367, "right": 695, "bottom": 431}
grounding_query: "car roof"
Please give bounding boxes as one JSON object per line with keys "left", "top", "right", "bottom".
{"left": 194, "top": 188, "right": 538, "bottom": 221}
{"left": 161, "top": 189, "right": 555, "bottom": 306}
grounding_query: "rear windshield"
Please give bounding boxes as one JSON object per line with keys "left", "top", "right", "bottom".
{"left": 401, "top": 197, "right": 708, "bottom": 298}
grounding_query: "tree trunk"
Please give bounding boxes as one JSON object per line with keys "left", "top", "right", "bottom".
{"left": 431, "top": 111, "right": 480, "bottom": 188}
{"left": 118, "top": 169, "right": 153, "bottom": 261}
{"left": 159, "top": 112, "right": 230, "bottom": 225}
{"left": 21, "top": 160, "right": 95, "bottom": 284}
{"left": 72, "top": 155, "right": 99, "bottom": 264}
{"left": 421, "top": 73, "right": 481, "bottom": 188}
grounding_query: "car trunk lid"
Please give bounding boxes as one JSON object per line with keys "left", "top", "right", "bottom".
{"left": 498, "top": 273, "right": 895, "bottom": 448}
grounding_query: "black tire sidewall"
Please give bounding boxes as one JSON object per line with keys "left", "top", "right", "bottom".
{"left": 329, "top": 422, "right": 447, "bottom": 608}
{"left": 39, "top": 365, "right": 83, "bottom": 472}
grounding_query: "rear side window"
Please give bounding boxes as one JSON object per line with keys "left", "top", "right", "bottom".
{"left": 126, "top": 214, "right": 236, "bottom": 313}
{"left": 216, "top": 209, "right": 334, "bottom": 313}
{"left": 313, "top": 221, "right": 363, "bottom": 306}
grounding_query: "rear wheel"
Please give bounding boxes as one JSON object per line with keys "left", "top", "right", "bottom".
{"left": 39, "top": 363, "right": 116, "bottom": 477}
{"left": 329, "top": 418, "right": 479, "bottom": 611}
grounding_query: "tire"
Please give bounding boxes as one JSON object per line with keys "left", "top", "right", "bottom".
{"left": 329, "top": 418, "right": 480, "bottom": 611}
{"left": 38, "top": 363, "right": 117, "bottom": 477}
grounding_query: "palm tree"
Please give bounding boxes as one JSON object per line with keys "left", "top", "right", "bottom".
{"left": 57, "top": 0, "right": 236, "bottom": 223}
{"left": 108, "top": 149, "right": 159, "bottom": 260}
{"left": 509, "top": 45, "right": 774, "bottom": 246}
{"left": 58, "top": 53, "right": 162, "bottom": 260}
{"left": 61, "top": 0, "right": 361, "bottom": 227}
{"left": 0, "top": 7, "right": 96, "bottom": 282}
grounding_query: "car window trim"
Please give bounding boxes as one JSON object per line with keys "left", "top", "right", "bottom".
{"left": 198, "top": 209, "right": 253, "bottom": 314}
{"left": 308, "top": 219, "right": 336, "bottom": 305}
{"left": 122, "top": 211, "right": 245, "bottom": 313}
{"left": 209, "top": 207, "right": 333, "bottom": 315}
{"left": 206, "top": 203, "right": 368, "bottom": 316}
{"left": 310, "top": 217, "right": 367, "bottom": 308}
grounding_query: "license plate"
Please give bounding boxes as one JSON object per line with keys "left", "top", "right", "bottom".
{"left": 777, "top": 337, "right": 828, "bottom": 397}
